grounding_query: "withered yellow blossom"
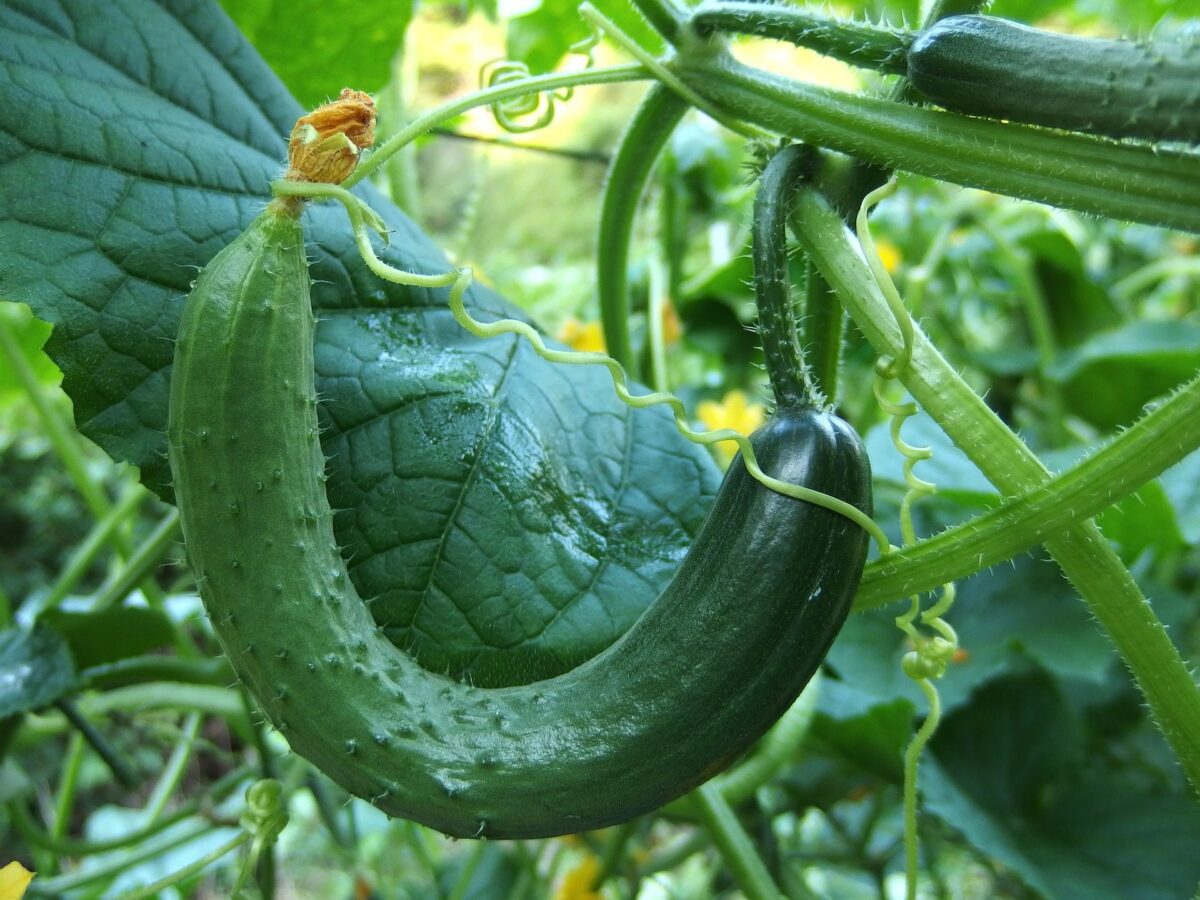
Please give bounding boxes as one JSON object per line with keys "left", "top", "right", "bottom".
{"left": 286, "top": 88, "right": 376, "bottom": 185}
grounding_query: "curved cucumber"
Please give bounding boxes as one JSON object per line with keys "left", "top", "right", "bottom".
{"left": 908, "top": 15, "right": 1200, "bottom": 143}
{"left": 167, "top": 206, "right": 871, "bottom": 839}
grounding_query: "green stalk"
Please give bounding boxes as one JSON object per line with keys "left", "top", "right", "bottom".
{"left": 0, "top": 581, "right": 12, "bottom": 628}
{"left": 793, "top": 187, "right": 1200, "bottom": 792}
{"left": 673, "top": 53, "right": 1200, "bottom": 234}
{"left": 598, "top": 84, "right": 689, "bottom": 371}
{"left": 119, "top": 831, "right": 249, "bottom": 900}
{"left": 15, "top": 684, "right": 248, "bottom": 751}
{"left": 647, "top": 253, "right": 670, "bottom": 393}
{"left": 628, "top": 0, "right": 686, "bottom": 43}
{"left": 7, "top": 766, "right": 250, "bottom": 857}
{"left": 801, "top": 264, "right": 845, "bottom": 405}
{"left": 140, "top": 713, "right": 202, "bottom": 826}
{"left": 754, "top": 144, "right": 820, "bottom": 408}
{"left": 91, "top": 509, "right": 181, "bottom": 611}
{"left": 694, "top": 782, "right": 785, "bottom": 900}
{"left": 637, "top": 828, "right": 708, "bottom": 876}
{"left": 0, "top": 315, "right": 110, "bottom": 523}
{"left": 81, "top": 655, "right": 232, "bottom": 690}
{"left": 41, "top": 484, "right": 147, "bottom": 611}
{"left": 690, "top": 2, "right": 911, "bottom": 75}
{"left": 447, "top": 843, "right": 486, "bottom": 900}
{"left": 1113, "top": 256, "right": 1200, "bottom": 303}
{"left": 345, "top": 64, "right": 648, "bottom": 189}
{"left": 55, "top": 698, "right": 136, "bottom": 788}
{"left": 856, "top": 371, "right": 1200, "bottom": 608}
{"left": 591, "top": 818, "right": 639, "bottom": 888}
{"left": 23, "top": 820, "right": 226, "bottom": 896}
{"left": 974, "top": 218, "right": 1066, "bottom": 443}
{"left": 0, "top": 319, "right": 167, "bottom": 608}
{"left": 46, "top": 732, "right": 86, "bottom": 876}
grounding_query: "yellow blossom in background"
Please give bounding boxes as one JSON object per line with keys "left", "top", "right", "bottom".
{"left": 874, "top": 239, "right": 902, "bottom": 274}
{"left": 555, "top": 854, "right": 602, "bottom": 900}
{"left": 661, "top": 299, "right": 683, "bottom": 345}
{"left": 557, "top": 318, "right": 606, "bottom": 353}
{"left": 697, "top": 389, "right": 766, "bottom": 467}
{"left": 0, "top": 862, "right": 34, "bottom": 900}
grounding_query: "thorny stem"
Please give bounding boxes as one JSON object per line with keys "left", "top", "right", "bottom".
{"left": 793, "top": 186, "right": 1200, "bottom": 795}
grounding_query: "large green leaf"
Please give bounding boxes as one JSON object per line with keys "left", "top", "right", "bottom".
{"left": 0, "top": 0, "right": 720, "bottom": 687}
{"left": 219, "top": 0, "right": 413, "bottom": 109}
{"left": 925, "top": 672, "right": 1200, "bottom": 900}
{"left": 1049, "top": 320, "right": 1200, "bottom": 431}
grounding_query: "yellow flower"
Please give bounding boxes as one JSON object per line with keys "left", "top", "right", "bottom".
{"left": 697, "top": 389, "right": 766, "bottom": 467}
{"left": 555, "top": 854, "right": 601, "bottom": 900}
{"left": 557, "top": 318, "right": 606, "bottom": 353}
{"left": 0, "top": 862, "right": 34, "bottom": 900}
{"left": 660, "top": 299, "right": 683, "bottom": 345}
{"left": 874, "top": 239, "right": 902, "bottom": 274}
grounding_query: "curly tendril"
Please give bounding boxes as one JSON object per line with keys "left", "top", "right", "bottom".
{"left": 480, "top": 27, "right": 600, "bottom": 133}
{"left": 229, "top": 779, "right": 290, "bottom": 897}
{"left": 859, "top": 179, "right": 959, "bottom": 900}
{"left": 270, "top": 178, "right": 891, "bottom": 551}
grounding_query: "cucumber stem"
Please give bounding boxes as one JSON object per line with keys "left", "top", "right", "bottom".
{"left": 690, "top": 2, "right": 911, "bottom": 76}
{"left": 793, "top": 186, "right": 1200, "bottom": 795}
{"left": 856, "top": 369, "right": 1200, "bottom": 608}
{"left": 753, "top": 145, "right": 820, "bottom": 409}
{"left": 598, "top": 84, "right": 689, "bottom": 372}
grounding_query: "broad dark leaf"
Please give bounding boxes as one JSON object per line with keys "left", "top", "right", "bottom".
{"left": 40, "top": 605, "right": 176, "bottom": 670}
{"left": 925, "top": 672, "right": 1200, "bottom": 900}
{"left": 1049, "top": 320, "right": 1200, "bottom": 431}
{"left": 0, "top": 0, "right": 720, "bottom": 687}
{"left": 0, "top": 625, "right": 77, "bottom": 717}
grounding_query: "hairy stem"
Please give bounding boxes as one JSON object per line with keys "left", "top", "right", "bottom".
{"left": 690, "top": 2, "right": 910, "bottom": 75}
{"left": 673, "top": 52, "right": 1200, "bottom": 234}
{"left": 856, "top": 371, "right": 1200, "bottom": 608}
{"left": 754, "top": 145, "right": 819, "bottom": 408}
{"left": 794, "top": 186, "right": 1200, "bottom": 793}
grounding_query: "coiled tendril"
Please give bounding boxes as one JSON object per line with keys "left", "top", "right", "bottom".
{"left": 480, "top": 27, "right": 599, "bottom": 133}
{"left": 858, "top": 179, "right": 959, "bottom": 900}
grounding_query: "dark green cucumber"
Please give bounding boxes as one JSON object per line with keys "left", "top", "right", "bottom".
{"left": 167, "top": 206, "right": 871, "bottom": 839}
{"left": 908, "top": 15, "right": 1200, "bottom": 143}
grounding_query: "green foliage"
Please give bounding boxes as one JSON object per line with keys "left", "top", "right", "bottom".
{"left": 925, "top": 673, "right": 1200, "bottom": 900}
{"left": 218, "top": 0, "right": 414, "bottom": 107}
{"left": 0, "top": 625, "right": 77, "bottom": 718}
{"left": 0, "top": 0, "right": 1197, "bottom": 894}
{"left": 0, "top": 0, "right": 718, "bottom": 685}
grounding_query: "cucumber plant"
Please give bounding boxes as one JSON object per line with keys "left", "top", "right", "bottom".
{"left": 165, "top": 96, "right": 874, "bottom": 837}
{"left": 5, "top": 0, "right": 1200, "bottom": 895}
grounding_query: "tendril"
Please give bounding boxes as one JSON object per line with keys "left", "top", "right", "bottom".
{"left": 860, "top": 178, "right": 959, "bottom": 900}
{"left": 229, "top": 779, "right": 289, "bottom": 897}
{"left": 269, "top": 179, "right": 892, "bottom": 553}
{"left": 480, "top": 25, "right": 600, "bottom": 133}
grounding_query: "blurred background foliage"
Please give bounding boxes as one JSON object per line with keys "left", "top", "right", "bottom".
{"left": 2, "top": 0, "right": 1199, "bottom": 896}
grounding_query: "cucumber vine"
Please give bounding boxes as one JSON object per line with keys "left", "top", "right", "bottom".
{"left": 859, "top": 177, "right": 961, "bottom": 900}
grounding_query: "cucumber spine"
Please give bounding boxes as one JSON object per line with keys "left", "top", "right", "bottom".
{"left": 168, "top": 206, "right": 871, "bottom": 839}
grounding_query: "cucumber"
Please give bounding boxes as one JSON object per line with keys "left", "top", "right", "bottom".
{"left": 908, "top": 15, "right": 1200, "bottom": 143}
{"left": 167, "top": 205, "right": 872, "bottom": 839}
